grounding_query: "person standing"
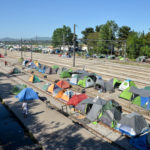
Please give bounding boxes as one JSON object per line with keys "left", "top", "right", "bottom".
{"left": 22, "top": 101, "right": 28, "bottom": 118}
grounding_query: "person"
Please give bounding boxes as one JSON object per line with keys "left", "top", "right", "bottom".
{"left": 22, "top": 101, "right": 28, "bottom": 118}
{"left": 4, "top": 61, "right": 7, "bottom": 66}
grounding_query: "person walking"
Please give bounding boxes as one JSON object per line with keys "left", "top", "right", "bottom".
{"left": 22, "top": 101, "right": 28, "bottom": 118}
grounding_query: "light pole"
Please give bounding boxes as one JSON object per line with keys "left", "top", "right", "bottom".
{"left": 4, "top": 42, "right": 7, "bottom": 56}
{"left": 31, "top": 40, "right": 33, "bottom": 60}
{"left": 73, "top": 24, "right": 76, "bottom": 67}
{"left": 20, "top": 38, "right": 23, "bottom": 59}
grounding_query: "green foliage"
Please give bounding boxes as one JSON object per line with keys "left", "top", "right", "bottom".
{"left": 81, "top": 27, "right": 94, "bottom": 44}
{"left": 52, "top": 25, "right": 73, "bottom": 48}
{"left": 98, "top": 20, "right": 118, "bottom": 54}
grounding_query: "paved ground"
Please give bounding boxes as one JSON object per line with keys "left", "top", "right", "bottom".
{"left": 0, "top": 71, "right": 119, "bottom": 149}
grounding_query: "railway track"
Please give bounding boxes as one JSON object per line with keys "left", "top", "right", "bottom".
{"left": 1, "top": 66, "right": 133, "bottom": 150}
{"left": 1, "top": 56, "right": 150, "bottom": 122}
{"left": 4, "top": 51, "right": 150, "bottom": 87}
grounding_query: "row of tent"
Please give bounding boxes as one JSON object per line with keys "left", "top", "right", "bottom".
{"left": 13, "top": 80, "right": 150, "bottom": 149}
{"left": 13, "top": 80, "right": 150, "bottom": 138}
{"left": 40, "top": 79, "right": 149, "bottom": 137}
{"left": 23, "top": 59, "right": 150, "bottom": 112}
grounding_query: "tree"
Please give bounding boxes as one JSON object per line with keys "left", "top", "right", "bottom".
{"left": 81, "top": 27, "right": 94, "bottom": 44}
{"left": 95, "top": 25, "right": 103, "bottom": 32}
{"left": 127, "top": 31, "right": 141, "bottom": 59}
{"left": 87, "top": 32, "right": 99, "bottom": 54}
{"left": 98, "top": 20, "right": 118, "bottom": 54}
{"left": 118, "top": 26, "right": 131, "bottom": 40}
{"left": 52, "top": 25, "right": 73, "bottom": 48}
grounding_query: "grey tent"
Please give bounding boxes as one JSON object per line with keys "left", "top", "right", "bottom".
{"left": 130, "top": 86, "right": 150, "bottom": 97}
{"left": 51, "top": 68, "right": 59, "bottom": 74}
{"left": 57, "top": 67, "right": 67, "bottom": 75}
{"left": 76, "top": 97, "right": 106, "bottom": 122}
{"left": 95, "top": 79, "right": 114, "bottom": 92}
{"left": 98, "top": 100, "right": 122, "bottom": 128}
{"left": 118, "top": 112, "right": 149, "bottom": 136}
{"left": 45, "top": 67, "right": 52, "bottom": 74}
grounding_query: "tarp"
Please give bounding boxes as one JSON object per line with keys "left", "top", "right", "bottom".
{"left": 129, "top": 133, "right": 150, "bottom": 150}
{"left": 16, "top": 88, "right": 39, "bottom": 101}
{"left": 56, "top": 80, "right": 70, "bottom": 89}
{"left": 67, "top": 94, "right": 88, "bottom": 106}
{"left": 130, "top": 86, "right": 150, "bottom": 97}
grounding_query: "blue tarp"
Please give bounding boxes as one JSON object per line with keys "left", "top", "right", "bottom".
{"left": 129, "top": 134, "right": 150, "bottom": 150}
{"left": 16, "top": 88, "right": 39, "bottom": 101}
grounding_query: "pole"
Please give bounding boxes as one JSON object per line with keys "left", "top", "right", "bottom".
{"left": 73, "top": 24, "right": 76, "bottom": 67}
{"left": 20, "top": 38, "right": 23, "bottom": 59}
{"left": 63, "top": 33, "right": 65, "bottom": 51}
{"left": 124, "top": 41, "right": 126, "bottom": 62}
{"left": 31, "top": 41, "right": 33, "bottom": 60}
{"left": 4, "top": 42, "right": 7, "bottom": 56}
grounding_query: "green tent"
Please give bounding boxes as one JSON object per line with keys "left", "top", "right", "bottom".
{"left": 60, "top": 69, "right": 72, "bottom": 78}
{"left": 132, "top": 96, "right": 141, "bottom": 106}
{"left": 11, "top": 68, "right": 21, "bottom": 74}
{"left": 11, "top": 84, "right": 27, "bottom": 94}
{"left": 33, "top": 75, "right": 41, "bottom": 83}
{"left": 113, "top": 78, "right": 122, "bottom": 87}
{"left": 78, "top": 76, "right": 88, "bottom": 88}
{"left": 144, "top": 86, "right": 150, "bottom": 91}
{"left": 119, "top": 87, "right": 133, "bottom": 101}
{"left": 52, "top": 65, "right": 59, "bottom": 69}
{"left": 42, "top": 83, "right": 50, "bottom": 91}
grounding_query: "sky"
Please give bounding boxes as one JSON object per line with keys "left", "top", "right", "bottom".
{"left": 0, "top": 0, "right": 150, "bottom": 39}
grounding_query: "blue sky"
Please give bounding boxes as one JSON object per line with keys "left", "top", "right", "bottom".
{"left": 0, "top": 0, "right": 150, "bottom": 38}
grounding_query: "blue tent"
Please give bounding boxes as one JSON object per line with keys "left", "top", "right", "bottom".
{"left": 129, "top": 133, "right": 150, "bottom": 150}
{"left": 16, "top": 88, "right": 39, "bottom": 101}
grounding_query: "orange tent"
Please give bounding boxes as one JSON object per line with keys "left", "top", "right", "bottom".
{"left": 56, "top": 80, "right": 70, "bottom": 89}
{"left": 47, "top": 84, "right": 55, "bottom": 93}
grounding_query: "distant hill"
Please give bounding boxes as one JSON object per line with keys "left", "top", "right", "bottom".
{"left": 0, "top": 37, "right": 51, "bottom": 41}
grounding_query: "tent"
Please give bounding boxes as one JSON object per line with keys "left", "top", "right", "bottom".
{"left": 128, "top": 86, "right": 150, "bottom": 110}
{"left": 67, "top": 94, "right": 88, "bottom": 106}
{"left": 119, "top": 80, "right": 136, "bottom": 91}
{"left": 136, "top": 56, "right": 147, "bottom": 62}
{"left": 11, "top": 84, "right": 27, "bottom": 94}
{"left": 29, "top": 75, "right": 41, "bottom": 83}
{"left": 57, "top": 67, "right": 67, "bottom": 75}
{"left": 56, "top": 80, "right": 70, "bottom": 89}
{"left": 98, "top": 100, "right": 122, "bottom": 128}
{"left": 144, "top": 86, "right": 150, "bottom": 91}
{"left": 129, "top": 133, "right": 150, "bottom": 150}
{"left": 34, "top": 61, "right": 40, "bottom": 67}
{"left": 22, "top": 60, "right": 29, "bottom": 66}
{"left": 61, "top": 90, "right": 74, "bottom": 102}
{"left": 39, "top": 65, "right": 46, "bottom": 73}
{"left": 60, "top": 69, "right": 72, "bottom": 78}
{"left": 117, "top": 112, "right": 149, "bottom": 136}
{"left": 10, "top": 68, "right": 21, "bottom": 74}
{"left": 52, "top": 65, "right": 59, "bottom": 69}
{"left": 77, "top": 76, "right": 95, "bottom": 88}
{"left": 119, "top": 87, "right": 133, "bottom": 101}
{"left": 45, "top": 67, "right": 52, "bottom": 74}
{"left": 42, "top": 83, "right": 51, "bottom": 91}
{"left": 76, "top": 97, "right": 107, "bottom": 122}
{"left": 16, "top": 88, "right": 39, "bottom": 101}
{"left": 95, "top": 78, "right": 121, "bottom": 92}
{"left": 0, "top": 54, "right": 4, "bottom": 58}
